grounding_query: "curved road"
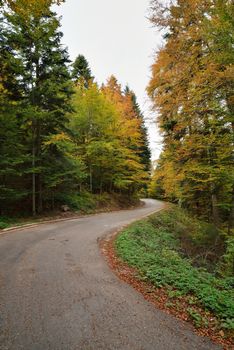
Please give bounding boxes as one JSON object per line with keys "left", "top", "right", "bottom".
{"left": 0, "top": 199, "right": 221, "bottom": 350}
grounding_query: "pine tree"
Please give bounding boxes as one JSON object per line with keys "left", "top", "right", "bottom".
{"left": 0, "top": 5, "right": 29, "bottom": 214}
{"left": 124, "top": 86, "right": 151, "bottom": 173}
{"left": 1, "top": 2, "right": 79, "bottom": 214}
{"left": 72, "top": 55, "right": 93, "bottom": 88}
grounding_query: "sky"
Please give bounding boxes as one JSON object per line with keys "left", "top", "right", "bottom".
{"left": 54, "top": 0, "right": 163, "bottom": 160}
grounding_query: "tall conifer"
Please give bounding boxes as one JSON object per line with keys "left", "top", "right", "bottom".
{"left": 1, "top": 1, "right": 75, "bottom": 214}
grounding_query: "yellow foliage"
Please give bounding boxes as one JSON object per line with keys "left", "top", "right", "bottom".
{"left": 4, "top": 0, "right": 64, "bottom": 18}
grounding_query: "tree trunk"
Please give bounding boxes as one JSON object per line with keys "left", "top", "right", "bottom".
{"left": 109, "top": 180, "right": 113, "bottom": 193}
{"left": 89, "top": 165, "right": 93, "bottom": 192}
{"left": 100, "top": 178, "right": 103, "bottom": 194}
{"left": 51, "top": 191, "right": 55, "bottom": 210}
{"left": 211, "top": 193, "right": 220, "bottom": 225}
{"left": 228, "top": 189, "right": 234, "bottom": 235}
{"left": 36, "top": 120, "right": 42, "bottom": 213}
{"left": 32, "top": 132, "right": 36, "bottom": 216}
{"left": 38, "top": 174, "right": 43, "bottom": 213}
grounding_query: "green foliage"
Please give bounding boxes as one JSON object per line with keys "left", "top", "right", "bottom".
{"left": 0, "top": 216, "right": 16, "bottom": 229}
{"left": 187, "top": 308, "right": 209, "bottom": 328}
{"left": 0, "top": 2, "right": 77, "bottom": 215}
{"left": 218, "top": 237, "right": 234, "bottom": 277}
{"left": 0, "top": 219, "right": 10, "bottom": 230}
{"left": 221, "top": 318, "right": 234, "bottom": 331}
{"left": 72, "top": 55, "right": 93, "bottom": 88}
{"left": 56, "top": 191, "right": 96, "bottom": 213}
{"left": 148, "top": 207, "right": 225, "bottom": 270}
{"left": 0, "top": 222, "right": 9, "bottom": 230}
{"left": 70, "top": 79, "right": 149, "bottom": 195}
{"left": 0, "top": 2, "right": 150, "bottom": 216}
{"left": 115, "top": 208, "right": 234, "bottom": 329}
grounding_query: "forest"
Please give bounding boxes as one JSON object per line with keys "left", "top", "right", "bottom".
{"left": 0, "top": 0, "right": 233, "bottom": 235}
{"left": 0, "top": 0, "right": 233, "bottom": 343}
{"left": 0, "top": 0, "right": 151, "bottom": 219}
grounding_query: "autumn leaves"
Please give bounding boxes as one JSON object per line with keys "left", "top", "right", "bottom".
{"left": 148, "top": 0, "right": 234, "bottom": 227}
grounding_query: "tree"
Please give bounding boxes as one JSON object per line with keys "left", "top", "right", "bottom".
{"left": 70, "top": 78, "right": 148, "bottom": 195}
{"left": 1, "top": 0, "right": 65, "bottom": 17}
{"left": 102, "top": 76, "right": 141, "bottom": 151}
{"left": 102, "top": 77, "right": 148, "bottom": 194}
{"left": 72, "top": 55, "right": 93, "bottom": 88}
{"left": 1, "top": 1, "right": 83, "bottom": 214}
{"left": 0, "top": 84, "right": 29, "bottom": 215}
{"left": 124, "top": 86, "right": 151, "bottom": 173}
{"left": 148, "top": 0, "right": 234, "bottom": 225}
{"left": 70, "top": 82, "right": 118, "bottom": 192}
{"left": 0, "top": 6, "right": 29, "bottom": 214}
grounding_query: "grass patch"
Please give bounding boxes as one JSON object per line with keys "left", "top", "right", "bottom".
{"left": 0, "top": 216, "right": 17, "bottom": 229}
{"left": 115, "top": 207, "right": 234, "bottom": 331}
{"left": 56, "top": 191, "right": 96, "bottom": 213}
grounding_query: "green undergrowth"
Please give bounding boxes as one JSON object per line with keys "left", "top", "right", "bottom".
{"left": 57, "top": 191, "right": 96, "bottom": 213}
{"left": 115, "top": 207, "right": 234, "bottom": 331}
{"left": 0, "top": 216, "right": 18, "bottom": 229}
{"left": 57, "top": 191, "right": 139, "bottom": 213}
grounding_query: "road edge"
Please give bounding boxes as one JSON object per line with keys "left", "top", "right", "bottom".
{"left": 99, "top": 208, "right": 231, "bottom": 350}
{"left": 0, "top": 199, "right": 156, "bottom": 236}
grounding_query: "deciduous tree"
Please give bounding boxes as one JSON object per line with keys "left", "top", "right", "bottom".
{"left": 148, "top": 0, "right": 234, "bottom": 225}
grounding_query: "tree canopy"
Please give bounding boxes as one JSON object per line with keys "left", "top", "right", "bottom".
{"left": 148, "top": 0, "right": 234, "bottom": 228}
{"left": 0, "top": 2, "right": 151, "bottom": 215}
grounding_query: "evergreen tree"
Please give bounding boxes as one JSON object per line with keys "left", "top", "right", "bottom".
{"left": 1, "top": 1, "right": 84, "bottom": 214}
{"left": 72, "top": 54, "right": 93, "bottom": 88}
{"left": 0, "top": 5, "right": 29, "bottom": 214}
{"left": 124, "top": 86, "right": 151, "bottom": 173}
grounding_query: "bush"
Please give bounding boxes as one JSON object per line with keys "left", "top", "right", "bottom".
{"left": 218, "top": 237, "right": 234, "bottom": 277}
{"left": 148, "top": 207, "right": 225, "bottom": 271}
{"left": 0, "top": 221, "right": 9, "bottom": 229}
{"left": 56, "top": 191, "right": 96, "bottom": 213}
{"left": 0, "top": 216, "right": 12, "bottom": 229}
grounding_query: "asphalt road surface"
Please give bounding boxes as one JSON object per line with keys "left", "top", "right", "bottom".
{"left": 0, "top": 199, "right": 221, "bottom": 350}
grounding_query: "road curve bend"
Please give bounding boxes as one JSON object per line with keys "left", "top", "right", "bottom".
{"left": 0, "top": 199, "right": 221, "bottom": 350}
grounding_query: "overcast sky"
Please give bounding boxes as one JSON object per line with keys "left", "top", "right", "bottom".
{"left": 55, "top": 0, "right": 163, "bottom": 160}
